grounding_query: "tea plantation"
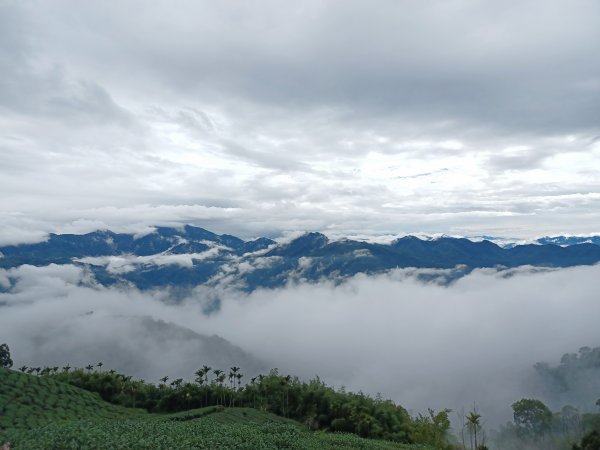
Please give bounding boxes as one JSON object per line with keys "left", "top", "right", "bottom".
{"left": 1, "top": 368, "right": 434, "bottom": 449}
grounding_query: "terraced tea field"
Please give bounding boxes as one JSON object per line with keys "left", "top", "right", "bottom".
{"left": 0, "top": 368, "right": 435, "bottom": 449}
{"left": 0, "top": 367, "right": 144, "bottom": 433}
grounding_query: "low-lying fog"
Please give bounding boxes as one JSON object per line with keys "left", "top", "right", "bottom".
{"left": 1, "top": 263, "right": 599, "bottom": 428}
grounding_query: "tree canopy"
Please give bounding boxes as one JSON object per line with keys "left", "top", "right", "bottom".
{"left": 512, "top": 398, "right": 553, "bottom": 439}
{"left": 0, "top": 343, "right": 13, "bottom": 369}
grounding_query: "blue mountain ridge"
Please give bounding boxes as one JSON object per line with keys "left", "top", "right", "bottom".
{"left": 0, "top": 226, "right": 599, "bottom": 292}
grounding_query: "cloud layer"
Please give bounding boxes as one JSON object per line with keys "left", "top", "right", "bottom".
{"left": 1, "top": 1, "right": 600, "bottom": 242}
{"left": 2, "top": 263, "right": 599, "bottom": 427}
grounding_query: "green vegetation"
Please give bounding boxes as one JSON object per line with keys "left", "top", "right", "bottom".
{"left": 13, "top": 364, "right": 452, "bottom": 448}
{"left": 0, "top": 344, "right": 12, "bottom": 369}
{"left": 3, "top": 416, "right": 432, "bottom": 449}
{"left": 512, "top": 398, "right": 553, "bottom": 440}
{"left": 4, "top": 341, "right": 600, "bottom": 449}
{"left": 0, "top": 367, "right": 144, "bottom": 440}
{"left": 490, "top": 398, "right": 600, "bottom": 450}
{"left": 573, "top": 429, "right": 600, "bottom": 450}
{"left": 0, "top": 366, "right": 438, "bottom": 449}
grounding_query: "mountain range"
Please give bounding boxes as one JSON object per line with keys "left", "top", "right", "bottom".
{"left": 1, "top": 225, "right": 599, "bottom": 292}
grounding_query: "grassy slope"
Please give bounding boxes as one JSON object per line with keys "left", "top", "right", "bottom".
{"left": 0, "top": 367, "right": 144, "bottom": 431}
{"left": 0, "top": 368, "right": 434, "bottom": 450}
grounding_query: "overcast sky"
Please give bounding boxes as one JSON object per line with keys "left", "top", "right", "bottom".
{"left": 1, "top": 0, "right": 599, "bottom": 244}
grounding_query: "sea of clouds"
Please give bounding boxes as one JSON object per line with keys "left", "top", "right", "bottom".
{"left": 1, "top": 263, "right": 599, "bottom": 428}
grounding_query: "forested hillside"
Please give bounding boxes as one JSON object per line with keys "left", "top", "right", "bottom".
{"left": 0, "top": 365, "right": 440, "bottom": 449}
{"left": 3, "top": 345, "right": 600, "bottom": 449}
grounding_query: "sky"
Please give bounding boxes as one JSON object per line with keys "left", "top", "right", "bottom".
{"left": 1, "top": 0, "right": 600, "bottom": 244}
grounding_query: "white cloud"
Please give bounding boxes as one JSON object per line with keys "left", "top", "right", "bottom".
{"left": 75, "top": 247, "right": 222, "bottom": 274}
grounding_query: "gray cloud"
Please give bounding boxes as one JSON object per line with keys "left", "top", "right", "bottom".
{"left": 0, "top": 5, "right": 129, "bottom": 125}
{"left": 1, "top": 0, "right": 599, "bottom": 242}
{"left": 40, "top": 0, "right": 598, "bottom": 133}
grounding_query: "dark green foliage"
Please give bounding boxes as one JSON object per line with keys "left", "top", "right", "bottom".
{"left": 3, "top": 416, "right": 430, "bottom": 449}
{"left": 574, "top": 430, "right": 600, "bottom": 450}
{"left": 0, "top": 367, "right": 144, "bottom": 444}
{"left": 1, "top": 363, "right": 453, "bottom": 448}
{"left": 166, "top": 405, "right": 224, "bottom": 421}
{"left": 512, "top": 398, "right": 553, "bottom": 439}
{"left": 0, "top": 367, "right": 434, "bottom": 450}
{"left": 0, "top": 344, "right": 12, "bottom": 369}
{"left": 39, "top": 367, "right": 450, "bottom": 445}
{"left": 236, "top": 370, "right": 441, "bottom": 444}
{"left": 411, "top": 408, "right": 453, "bottom": 449}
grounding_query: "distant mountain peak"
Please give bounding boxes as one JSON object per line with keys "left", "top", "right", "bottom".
{"left": 1, "top": 226, "right": 599, "bottom": 293}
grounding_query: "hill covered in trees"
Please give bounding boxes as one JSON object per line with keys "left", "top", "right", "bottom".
{"left": 4, "top": 342, "right": 600, "bottom": 449}
{"left": 0, "top": 365, "right": 443, "bottom": 449}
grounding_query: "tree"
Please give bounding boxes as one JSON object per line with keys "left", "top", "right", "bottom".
{"left": 201, "top": 366, "right": 211, "bottom": 406}
{"left": 573, "top": 429, "right": 600, "bottom": 450}
{"left": 228, "top": 367, "right": 240, "bottom": 407}
{"left": 170, "top": 378, "right": 183, "bottom": 389}
{"left": 194, "top": 369, "right": 204, "bottom": 385}
{"left": 0, "top": 343, "right": 13, "bottom": 368}
{"left": 466, "top": 410, "right": 482, "bottom": 450}
{"left": 123, "top": 380, "right": 142, "bottom": 408}
{"left": 412, "top": 407, "right": 451, "bottom": 448}
{"left": 512, "top": 398, "right": 553, "bottom": 440}
{"left": 457, "top": 408, "right": 468, "bottom": 450}
{"left": 230, "top": 366, "right": 240, "bottom": 384}
{"left": 558, "top": 405, "right": 582, "bottom": 440}
{"left": 216, "top": 372, "right": 226, "bottom": 405}
{"left": 282, "top": 375, "right": 291, "bottom": 417}
{"left": 202, "top": 365, "right": 211, "bottom": 385}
